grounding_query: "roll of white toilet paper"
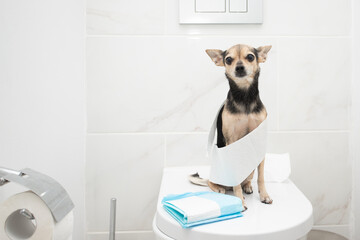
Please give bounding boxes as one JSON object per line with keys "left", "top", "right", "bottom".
{"left": 0, "top": 191, "right": 73, "bottom": 240}
{"left": 264, "top": 153, "right": 291, "bottom": 182}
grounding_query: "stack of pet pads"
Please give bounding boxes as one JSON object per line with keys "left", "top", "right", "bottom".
{"left": 161, "top": 191, "right": 244, "bottom": 228}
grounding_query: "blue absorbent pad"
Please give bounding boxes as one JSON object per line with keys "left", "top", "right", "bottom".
{"left": 161, "top": 191, "right": 244, "bottom": 228}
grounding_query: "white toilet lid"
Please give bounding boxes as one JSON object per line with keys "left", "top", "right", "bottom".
{"left": 154, "top": 167, "right": 313, "bottom": 240}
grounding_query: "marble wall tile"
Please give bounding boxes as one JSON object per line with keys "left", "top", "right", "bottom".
{"left": 278, "top": 38, "right": 351, "bottom": 131}
{"left": 87, "top": 36, "right": 278, "bottom": 133}
{"left": 166, "top": 133, "right": 209, "bottom": 166}
{"left": 87, "top": 0, "right": 165, "bottom": 34}
{"left": 165, "top": 0, "right": 351, "bottom": 36}
{"left": 87, "top": 0, "right": 351, "bottom": 36}
{"left": 86, "top": 134, "right": 165, "bottom": 231}
{"left": 267, "top": 132, "right": 351, "bottom": 225}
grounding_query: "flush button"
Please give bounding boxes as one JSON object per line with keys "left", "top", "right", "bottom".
{"left": 195, "top": 0, "right": 226, "bottom": 13}
{"left": 179, "top": 0, "right": 262, "bottom": 24}
{"left": 229, "top": 0, "right": 248, "bottom": 12}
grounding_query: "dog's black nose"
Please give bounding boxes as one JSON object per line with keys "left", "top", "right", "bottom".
{"left": 235, "top": 64, "right": 246, "bottom": 77}
{"left": 235, "top": 65, "right": 245, "bottom": 73}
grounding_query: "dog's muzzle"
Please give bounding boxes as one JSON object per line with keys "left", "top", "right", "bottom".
{"left": 235, "top": 65, "right": 247, "bottom": 77}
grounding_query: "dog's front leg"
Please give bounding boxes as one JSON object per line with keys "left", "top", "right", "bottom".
{"left": 208, "top": 181, "right": 226, "bottom": 194}
{"left": 233, "top": 184, "right": 247, "bottom": 210}
{"left": 257, "top": 159, "right": 273, "bottom": 204}
{"left": 241, "top": 170, "right": 255, "bottom": 194}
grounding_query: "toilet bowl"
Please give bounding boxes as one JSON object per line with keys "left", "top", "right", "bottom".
{"left": 153, "top": 166, "right": 313, "bottom": 240}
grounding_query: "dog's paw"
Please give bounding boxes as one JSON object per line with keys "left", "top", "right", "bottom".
{"left": 208, "top": 181, "right": 226, "bottom": 194}
{"left": 242, "top": 182, "right": 253, "bottom": 194}
{"left": 242, "top": 202, "right": 248, "bottom": 211}
{"left": 242, "top": 205, "right": 248, "bottom": 211}
{"left": 216, "top": 187, "right": 226, "bottom": 194}
{"left": 240, "top": 198, "right": 248, "bottom": 211}
{"left": 260, "top": 192, "right": 273, "bottom": 204}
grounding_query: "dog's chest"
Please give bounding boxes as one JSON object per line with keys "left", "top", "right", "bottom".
{"left": 221, "top": 109, "right": 266, "bottom": 145}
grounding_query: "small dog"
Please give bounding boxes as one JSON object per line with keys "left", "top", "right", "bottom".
{"left": 190, "top": 44, "right": 273, "bottom": 210}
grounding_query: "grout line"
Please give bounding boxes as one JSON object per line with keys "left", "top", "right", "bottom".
{"left": 86, "top": 34, "right": 352, "bottom": 38}
{"left": 86, "top": 132, "right": 209, "bottom": 135}
{"left": 86, "top": 130, "right": 349, "bottom": 135}
{"left": 313, "top": 224, "right": 349, "bottom": 227}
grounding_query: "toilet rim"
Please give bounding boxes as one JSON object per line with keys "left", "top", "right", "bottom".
{"left": 153, "top": 216, "right": 174, "bottom": 240}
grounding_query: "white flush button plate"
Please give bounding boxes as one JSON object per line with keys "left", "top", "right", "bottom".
{"left": 195, "top": 0, "right": 226, "bottom": 13}
{"left": 229, "top": 0, "right": 247, "bottom": 13}
{"left": 180, "top": 0, "right": 262, "bottom": 24}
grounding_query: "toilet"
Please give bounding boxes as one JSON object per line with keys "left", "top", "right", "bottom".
{"left": 153, "top": 166, "right": 313, "bottom": 240}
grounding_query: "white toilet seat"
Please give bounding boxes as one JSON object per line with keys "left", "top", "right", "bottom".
{"left": 153, "top": 167, "right": 313, "bottom": 240}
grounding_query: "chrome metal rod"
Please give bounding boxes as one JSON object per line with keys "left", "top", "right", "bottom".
{"left": 0, "top": 167, "right": 23, "bottom": 186}
{"left": 109, "top": 198, "right": 116, "bottom": 240}
{"left": 0, "top": 167, "right": 22, "bottom": 176}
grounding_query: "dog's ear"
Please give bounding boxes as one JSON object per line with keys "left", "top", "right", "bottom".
{"left": 205, "top": 49, "right": 225, "bottom": 66}
{"left": 256, "top": 45, "right": 272, "bottom": 63}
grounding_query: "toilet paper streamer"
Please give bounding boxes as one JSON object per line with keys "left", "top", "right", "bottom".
{"left": 208, "top": 103, "right": 267, "bottom": 187}
{"left": 0, "top": 191, "right": 73, "bottom": 240}
{"left": 209, "top": 119, "right": 267, "bottom": 186}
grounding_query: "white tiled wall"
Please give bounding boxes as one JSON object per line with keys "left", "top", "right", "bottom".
{"left": 0, "top": 0, "right": 86, "bottom": 239}
{"left": 278, "top": 38, "right": 351, "bottom": 131}
{"left": 86, "top": 134, "right": 165, "bottom": 232}
{"left": 86, "top": 0, "right": 352, "bottom": 238}
{"left": 87, "top": 36, "right": 278, "bottom": 133}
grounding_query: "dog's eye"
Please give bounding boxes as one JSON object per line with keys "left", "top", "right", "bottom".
{"left": 246, "top": 54, "right": 255, "bottom": 62}
{"left": 225, "top": 57, "right": 233, "bottom": 65}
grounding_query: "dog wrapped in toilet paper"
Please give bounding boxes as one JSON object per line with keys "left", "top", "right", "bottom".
{"left": 208, "top": 104, "right": 268, "bottom": 187}
{"left": 189, "top": 44, "right": 273, "bottom": 210}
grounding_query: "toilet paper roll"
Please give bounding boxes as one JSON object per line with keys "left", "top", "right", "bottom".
{"left": 264, "top": 153, "right": 291, "bottom": 182}
{"left": 0, "top": 191, "right": 73, "bottom": 240}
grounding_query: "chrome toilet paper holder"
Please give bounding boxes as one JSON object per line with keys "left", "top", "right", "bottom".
{"left": 0, "top": 167, "right": 74, "bottom": 223}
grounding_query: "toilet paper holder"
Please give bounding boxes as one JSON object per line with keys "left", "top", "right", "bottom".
{"left": 0, "top": 167, "right": 74, "bottom": 223}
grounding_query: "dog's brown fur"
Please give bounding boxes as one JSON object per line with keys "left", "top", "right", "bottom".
{"left": 203, "top": 44, "right": 272, "bottom": 210}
